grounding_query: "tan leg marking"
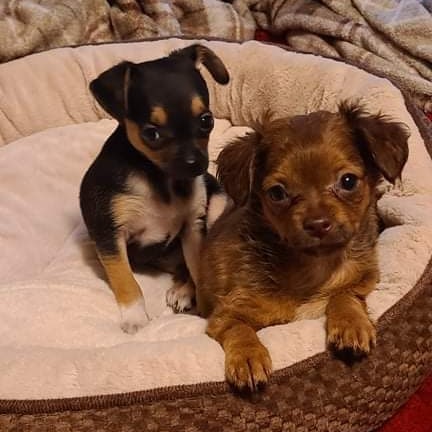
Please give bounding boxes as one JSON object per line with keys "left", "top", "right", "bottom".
{"left": 98, "top": 240, "right": 149, "bottom": 334}
{"left": 99, "top": 254, "right": 142, "bottom": 306}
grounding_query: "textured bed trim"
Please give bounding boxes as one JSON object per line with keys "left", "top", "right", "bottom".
{"left": 0, "top": 41, "right": 431, "bottom": 432}
{"left": 0, "top": 256, "right": 430, "bottom": 430}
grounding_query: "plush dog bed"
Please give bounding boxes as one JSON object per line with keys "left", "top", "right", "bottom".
{"left": 0, "top": 38, "right": 431, "bottom": 431}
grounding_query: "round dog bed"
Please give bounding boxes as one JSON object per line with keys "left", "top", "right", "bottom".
{"left": 0, "top": 39, "right": 431, "bottom": 431}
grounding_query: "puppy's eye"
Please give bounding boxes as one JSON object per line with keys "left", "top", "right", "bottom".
{"left": 267, "top": 185, "right": 289, "bottom": 202}
{"left": 199, "top": 112, "right": 214, "bottom": 132}
{"left": 141, "top": 126, "right": 160, "bottom": 142}
{"left": 340, "top": 173, "right": 358, "bottom": 191}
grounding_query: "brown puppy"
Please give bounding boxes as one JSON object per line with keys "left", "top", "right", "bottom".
{"left": 197, "top": 102, "right": 410, "bottom": 391}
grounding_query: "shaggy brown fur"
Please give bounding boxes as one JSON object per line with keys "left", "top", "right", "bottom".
{"left": 196, "top": 102, "right": 410, "bottom": 391}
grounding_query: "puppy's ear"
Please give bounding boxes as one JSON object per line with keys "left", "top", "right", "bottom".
{"left": 170, "top": 44, "right": 229, "bottom": 85}
{"left": 340, "top": 102, "right": 410, "bottom": 183}
{"left": 90, "top": 61, "right": 134, "bottom": 121}
{"left": 216, "top": 132, "right": 260, "bottom": 207}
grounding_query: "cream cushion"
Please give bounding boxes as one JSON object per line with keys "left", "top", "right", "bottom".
{"left": 0, "top": 39, "right": 431, "bottom": 399}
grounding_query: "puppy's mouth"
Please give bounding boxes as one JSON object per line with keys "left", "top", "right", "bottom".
{"left": 286, "top": 231, "right": 352, "bottom": 255}
{"left": 300, "top": 240, "right": 348, "bottom": 255}
{"left": 167, "top": 159, "right": 209, "bottom": 179}
{"left": 165, "top": 150, "right": 209, "bottom": 179}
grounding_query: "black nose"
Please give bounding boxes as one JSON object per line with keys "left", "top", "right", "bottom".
{"left": 303, "top": 217, "right": 333, "bottom": 238}
{"left": 171, "top": 149, "right": 208, "bottom": 179}
{"left": 184, "top": 152, "right": 207, "bottom": 174}
{"left": 186, "top": 155, "right": 197, "bottom": 165}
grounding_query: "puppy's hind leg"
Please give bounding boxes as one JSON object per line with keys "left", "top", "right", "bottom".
{"left": 168, "top": 216, "right": 204, "bottom": 313}
{"left": 166, "top": 262, "right": 195, "bottom": 313}
{"left": 98, "top": 236, "right": 149, "bottom": 334}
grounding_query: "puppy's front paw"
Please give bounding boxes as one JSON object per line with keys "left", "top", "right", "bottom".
{"left": 120, "top": 299, "right": 149, "bottom": 334}
{"left": 225, "top": 344, "right": 272, "bottom": 392}
{"left": 166, "top": 281, "right": 195, "bottom": 313}
{"left": 327, "top": 315, "right": 376, "bottom": 362}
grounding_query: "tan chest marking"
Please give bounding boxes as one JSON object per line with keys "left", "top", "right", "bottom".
{"left": 112, "top": 174, "right": 207, "bottom": 245}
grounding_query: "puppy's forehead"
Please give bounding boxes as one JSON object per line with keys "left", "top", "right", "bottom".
{"left": 134, "top": 59, "right": 209, "bottom": 99}
{"left": 128, "top": 62, "right": 209, "bottom": 123}
{"left": 265, "top": 113, "right": 364, "bottom": 187}
{"left": 148, "top": 96, "right": 206, "bottom": 127}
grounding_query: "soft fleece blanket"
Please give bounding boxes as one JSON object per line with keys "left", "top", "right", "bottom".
{"left": 0, "top": 39, "right": 432, "bottom": 399}
{"left": 0, "top": 0, "right": 255, "bottom": 63}
{"left": 251, "top": 0, "right": 432, "bottom": 113}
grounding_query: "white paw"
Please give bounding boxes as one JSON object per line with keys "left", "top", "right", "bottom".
{"left": 120, "top": 298, "right": 149, "bottom": 334}
{"left": 166, "top": 282, "right": 195, "bottom": 313}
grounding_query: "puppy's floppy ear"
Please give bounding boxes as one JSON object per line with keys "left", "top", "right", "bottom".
{"left": 340, "top": 101, "right": 410, "bottom": 183}
{"left": 216, "top": 132, "right": 260, "bottom": 207}
{"left": 90, "top": 61, "right": 134, "bottom": 121}
{"left": 170, "top": 44, "right": 229, "bottom": 85}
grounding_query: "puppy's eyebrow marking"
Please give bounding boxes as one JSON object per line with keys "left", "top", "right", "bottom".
{"left": 125, "top": 118, "right": 165, "bottom": 166}
{"left": 150, "top": 106, "right": 168, "bottom": 126}
{"left": 191, "top": 95, "right": 205, "bottom": 116}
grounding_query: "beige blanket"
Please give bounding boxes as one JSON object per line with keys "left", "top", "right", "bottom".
{"left": 0, "top": 39, "right": 431, "bottom": 399}
{"left": 0, "top": 0, "right": 255, "bottom": 62}
{"left": 250, "top": 0, "right": 432, "bottom": 112}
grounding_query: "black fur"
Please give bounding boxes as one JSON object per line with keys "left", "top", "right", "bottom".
{"left": 80, "top": 44, "right": 229, "bottom": 286}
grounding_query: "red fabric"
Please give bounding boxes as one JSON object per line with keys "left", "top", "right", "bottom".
{"left": 254, "top": 29, "right": 285, "bottom": 44}
{"left": 378, "top": 374, "right": 432, "bottom": 432}
{"left": 254, "top": 29, "right": 273, "bottom": 42}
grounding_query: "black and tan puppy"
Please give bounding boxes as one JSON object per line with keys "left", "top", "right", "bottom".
{"left": 197, "top": 102, "right": 409, "bottom": 391}
{"left": 80, "top": 45, "right": 229, "bottom": 334}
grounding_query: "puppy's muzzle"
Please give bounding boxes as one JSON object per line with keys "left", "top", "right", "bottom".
{"left": 303, "top": 217, "right": 333, "bottom": 239}
{"left": 299, "top": 216, "right": 352, "bottom": 252}
{"left": 171, "top": 147, "right": 209, "bottom": 179}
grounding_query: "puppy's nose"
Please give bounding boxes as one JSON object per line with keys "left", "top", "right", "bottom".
{"left": 186, "top": 155, "right": 197, "bottom": 165}
{"left": 303, "top": 218, "right": 333, "bottom": 238}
